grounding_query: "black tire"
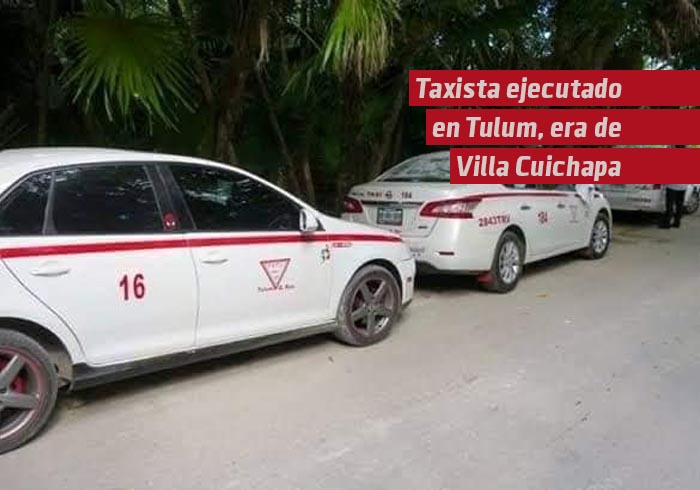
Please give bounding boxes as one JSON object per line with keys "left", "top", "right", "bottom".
{"left": 481, "top": 231, "right": 524, "bottom": 294}
{"left": 335, "top": 265, "right": 401, "bottom": 347}
{"left": 0, "top": 329, "right": 58, "bottom": 454}
{"left": 582, "top": 212, "right": 611, "bottom": 260}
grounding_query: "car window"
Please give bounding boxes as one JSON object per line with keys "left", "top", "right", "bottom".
{"left": 521, "top": 184, "right": 575, "bottom": 191}
{"left": 0, "top": 172, "right": 52, "bottom": 236}
{"left": 170, "top": 165, "right": 300, "bottom": 232}
{"left": 379, "top": 154, "right": 450, "bottom": 182}
{"left": 52, "top": 165, "right": 163, "bottom": 234}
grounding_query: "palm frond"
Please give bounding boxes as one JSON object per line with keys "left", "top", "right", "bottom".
{"left": 321, "top": 0, "right": 399, "bottom": 83}
{"left": 60, "top": 10, "right": 193, "bottom": 128}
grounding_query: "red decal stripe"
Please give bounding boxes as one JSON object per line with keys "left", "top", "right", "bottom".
{"left": 0, "top": 239, "right": 189, "bottom": 259}
{"left": 0, "top": 233, "right": 400, "bottom": 259}
{"left": 470, "top": 191, "right": 571, "bottom": 199}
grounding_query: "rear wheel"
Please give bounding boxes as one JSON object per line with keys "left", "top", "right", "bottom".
{"left": 0, "top": 329, "right": 58, "bottom": 454}
{"left": 583, "top": 213, "right": 610, "bottom": 259}
{"left": 335, "top": 265, "right": 401, "bottom": 346}
{"left": 481, "top": 231, "right": 524, "bottom": 293}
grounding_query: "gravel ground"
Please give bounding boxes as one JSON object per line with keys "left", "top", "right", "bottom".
{"left": 3, "top": 213, "right": 700, "bottom": 490}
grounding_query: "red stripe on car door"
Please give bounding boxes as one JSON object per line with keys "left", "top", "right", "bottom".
{"left": 0, "top": 233, "right": 401, "bottom": 259}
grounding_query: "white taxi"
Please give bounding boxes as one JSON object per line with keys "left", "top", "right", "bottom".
{"left": 342, "top": 151, "right": 611, "bottom": 293}
{"left": 0, "top": 148, "right": 414, "bottom": 453}
{"left": 598, "top": 184, "right": 700, "bottom": 215}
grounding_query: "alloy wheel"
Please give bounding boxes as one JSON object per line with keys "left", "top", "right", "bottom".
{"left": 592, "top": 219, "right": 609, "bottom": 255}
{"left": 349, "top": 277, "right": 397, "bottom": 337}
{"left": 0, "top": 349, "right": 43, "bottom": 442}
{"left": 498, "top": 240, "right": 521, "bottom": 285}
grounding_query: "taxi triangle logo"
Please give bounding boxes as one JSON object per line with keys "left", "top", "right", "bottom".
{"left": 260, "top": 258, "right": 291, "bottom": 289}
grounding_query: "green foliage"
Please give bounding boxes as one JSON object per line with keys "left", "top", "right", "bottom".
{"left": 3, "top": 0, "right": 700, "bottom": 210}
{"left": 60, "top": 6, "right": 193, "bottom": 128}
{"left": 322, "top": 0, "right": 400, "bottom": 82}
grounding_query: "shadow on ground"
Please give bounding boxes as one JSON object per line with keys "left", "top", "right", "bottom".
{"left": 416, "top": 251, "right": 582, "bottom": 294}
{"left": 611, "top": 210, "right": 662, "bottom": 227}
{"left": 60, "top": 334, "right": 331, "bottom": 411}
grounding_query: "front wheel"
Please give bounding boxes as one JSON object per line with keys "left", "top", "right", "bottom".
{"left": 583, "top": 213, "right": 610, "bottom": 259}
{"left": 481, "top": 231, "right": 524, "bottom": 293}
{"left": 335, "top": 265, "right": 401, "bottom": 347}
{"left": 0, "top": 329, "right": 58, "bottom": 454}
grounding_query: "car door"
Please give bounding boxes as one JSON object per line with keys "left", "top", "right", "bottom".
{"left": 165, "top": 163, "right": 333, "bottom": 348}
{"left": 509, "top": 186, "right": 560, "bottom": 258}
{"left": 0, "top": 163, "right": 198, "bottom": 365}
{"left": 527, "top": 185, "right": 576, "bottom": 254}
{"left": 551, "top": 184, "right": 586, "bottom": 249}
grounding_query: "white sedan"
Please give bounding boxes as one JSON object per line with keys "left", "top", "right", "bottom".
{"left": 598, "top": 184, "right": 700, "bottom": 215}
{"left": 0, "top": 148, "right": 414, "bottom": 453}
{"left": 342, "top": 151, "right": 611, "bottom": 293}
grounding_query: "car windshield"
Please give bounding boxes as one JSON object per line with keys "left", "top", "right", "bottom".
{"left": 379, "top": 154, "right": 450, "bottom": 182}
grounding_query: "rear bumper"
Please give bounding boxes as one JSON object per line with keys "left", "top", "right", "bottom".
{"left": 401, "top": 220, "right": 496, "bottom": 274}
{"left": 606, "top": 194, "right": 664, "bottom": 213}
{"left": 397, "top": 257, "right": 416, "bottom": 305}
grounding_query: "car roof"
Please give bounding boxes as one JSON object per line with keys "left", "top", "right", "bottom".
{"left": 0, "top": 147, "right": 215, "bottom": 172}
{"left": 0, "top": 147, "right": 235, "bottom": 189}
{"left": 0, "top": 147, "right": 315, "bottom": 210}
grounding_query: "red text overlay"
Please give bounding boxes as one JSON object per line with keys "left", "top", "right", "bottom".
{"left": 427, "top": 109, "right": 700, "bottom": 146}
{"left": 410, "top": 70, "right": 700, "bottom": 107}
{"left": 449, "top": 148, "right": 700, "bottom": 184}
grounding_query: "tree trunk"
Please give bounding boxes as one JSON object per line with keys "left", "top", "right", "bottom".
{"left": 35, "top": 0, "right": 56, "bottom": 145}
{"left": 168, "top": 0, "right": 214, "bottom": 105}
{"left": 214, "top": 62, "right": 248, "bottom": 165}
{"left": 389, "top": 108, "right": 405, "bottom": 168}
{"left": 215, "top": 105, "right": 238, "bottom": 164}
{"left": 335, "top": 79, "right": 362, "bottom": 213}
{"left": 212, "top": 0, "right": 272, "bottom": 164}
{"left": 254, "top": 65, "right": 302, "bottom": 196}
{"left": 299, "top": 134, "right": 316, "bottom": 205}
{"left": 369, "top": 76, "right": 406, "bottom": 178}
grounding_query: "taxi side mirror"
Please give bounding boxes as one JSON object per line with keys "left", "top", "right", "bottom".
{"left": 299, "top": 208, "right": 319, "bottom": 233}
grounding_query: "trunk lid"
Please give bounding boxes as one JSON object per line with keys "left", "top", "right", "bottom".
{"left": 347, "top": 182, "right": 503, "bottom": 237}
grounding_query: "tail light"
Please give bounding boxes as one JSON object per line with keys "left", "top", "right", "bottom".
{"left": 420, "top": 197, "right": 482, "bottom": 219}
{"left": 343, "top": 196, "right": 364, "bottom": 214}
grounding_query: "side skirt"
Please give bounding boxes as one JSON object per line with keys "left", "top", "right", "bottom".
{"left": 71, "top": 322, "right": 337, "bottom": 391}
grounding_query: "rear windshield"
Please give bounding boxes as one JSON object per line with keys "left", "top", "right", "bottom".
{"left": 379, "top": 154, "right": 450, "bottom": 182}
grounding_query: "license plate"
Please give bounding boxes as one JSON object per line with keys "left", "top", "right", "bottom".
{"left": 410, "top": 246, "right": 425, "bottom": 257}
{"left": 377, "top": 207, "right": 403, "bottom": 226}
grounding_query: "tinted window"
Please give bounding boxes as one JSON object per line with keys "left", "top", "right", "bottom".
{"left": 0, "top": 173, "right": 52, "bottom": 236}
{"left": 379, "top": 154, "right": 450, "bottom": 182}
{"left": 52, "top": 165, "right": 163, "bottom": 234}
{"left": 170, "top": 165, "right": 299, "bottom": 231}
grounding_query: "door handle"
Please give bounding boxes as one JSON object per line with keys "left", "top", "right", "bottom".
{"left": 201, "top": 255, "right": 229, "bottom": 265}
{"left": 557, "top": 203, "right": 566, "bottom": 209}
{"left": 30, "top": 263, "right": 71, "bottom": 277}
{"left": 520, "top": 204, "right": 531, "bottom": 210}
